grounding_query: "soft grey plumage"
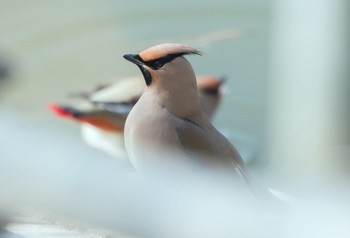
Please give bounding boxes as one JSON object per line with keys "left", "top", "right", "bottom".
{"left": 123, "top": 43, "right": 248, "bottom": 182}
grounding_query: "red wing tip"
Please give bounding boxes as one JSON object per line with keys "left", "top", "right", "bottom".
{"left": 47, "top": 103, "right": 73, "bottom": 118}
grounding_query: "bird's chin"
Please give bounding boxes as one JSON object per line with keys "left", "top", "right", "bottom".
{"left": 138, "top": 66, "right": 152, "bottom": 86}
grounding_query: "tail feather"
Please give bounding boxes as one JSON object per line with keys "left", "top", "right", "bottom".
{"left": 47, "top": 103, "right": 83, "bottom": 119}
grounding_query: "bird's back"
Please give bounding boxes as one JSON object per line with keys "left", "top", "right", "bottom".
{"left": 125, "top": 91, "right": 244, "bottom": 175}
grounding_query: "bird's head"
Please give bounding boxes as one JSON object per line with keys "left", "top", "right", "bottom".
{"left": 123, "top": 43, "right": 201, "bottom": 89}
{"left": 197, "top": 75, "right": 226, "bottom": 97}
{"left": 123, "top": 43, "right": 203, "bottom": 117}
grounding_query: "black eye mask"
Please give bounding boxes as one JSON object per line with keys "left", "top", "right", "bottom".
{"left": 123, "top": 51, "right": 201, "bottom": 86}
{"left": 136, "top": 53, "right": 184, "bottom": 70}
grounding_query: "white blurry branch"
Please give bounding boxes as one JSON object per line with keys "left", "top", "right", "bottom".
{"left": 0, "top": 110, "right": 350, "bottom": 238}
{"left": 268, "top": 0, "right": 350, "bottom": 182}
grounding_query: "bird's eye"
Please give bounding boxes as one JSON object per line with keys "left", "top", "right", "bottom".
{"left": 152, "top": 60, "right": 165, "bottom": 69}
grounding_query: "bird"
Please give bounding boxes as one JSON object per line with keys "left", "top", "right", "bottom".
{"left": 196, "top": 75, "right": 226, "bottom": 120}
{"left": 48, "top": 75, "right": 226, "bottom": 166}
{"left": 122, "top": 43, "right": 247, "bottom": 180}
{"left": 48, "top": 76, "right": 144, "bottom": 165}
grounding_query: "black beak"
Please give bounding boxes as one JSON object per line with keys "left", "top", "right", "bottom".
{"left": 123, "top": 54, "right": 153, "bottom": 86}
{"left": 123, "top": 54, "right": 145, "bottom": 67}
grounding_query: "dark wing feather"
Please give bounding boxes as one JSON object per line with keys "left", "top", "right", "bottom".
{"left": 91, "top": 101, "right": 133, "bottom": 116}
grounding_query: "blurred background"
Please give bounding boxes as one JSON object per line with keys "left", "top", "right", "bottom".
{"left": 0, "top": 0, "right": 349, "bottom": 237}
{"left": 0, "top": 0, "right": 269, "bottom": 165}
